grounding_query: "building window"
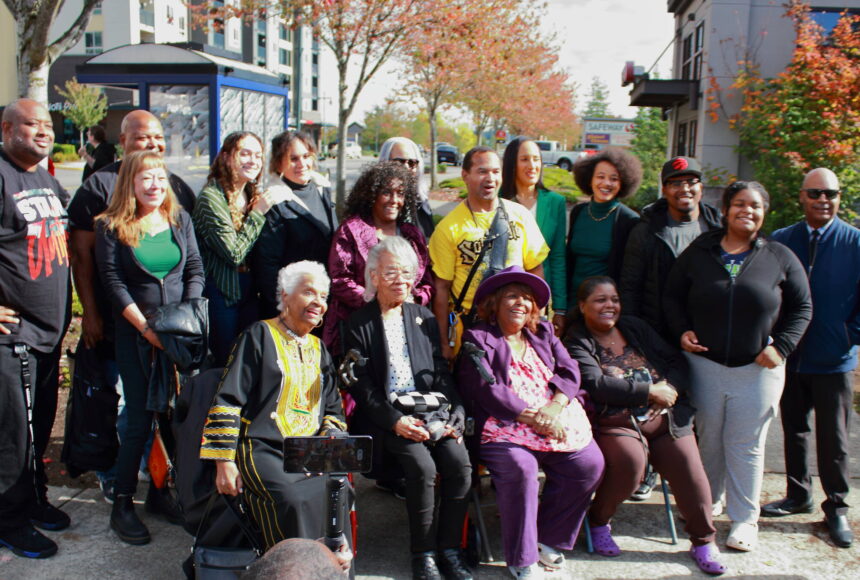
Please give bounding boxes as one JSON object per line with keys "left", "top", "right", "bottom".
{"left": 312, "top": 53, "right": 318, "bottom": 65}
{"left": 693, "top": 22, "right": 704, "bottom": 80}
{"left": 279, "top": 48, "right": 291, "bottom": 66}
{"left": 675, "top": 122, "right": 688, "bottom": 157}
{"left": 688, "top": 120, "right": 698, "bottom": 158}
{"left": 85, "top": 31, "right": 103, "bottom": 55}
{"left": 681, "top": 33, "right": 692, "bottom": 80}
{"left": 809, "top": 8, "right": 860, "bottom": 41}
{"left": 280, "top": 24, "right": 292, "bottom": 41}
{"left": 179, "top": 16, "right": 186, "bottom": 31}
{"left": 312, "top": 99, "right": 318, "bottom": 111}
{"left": 257, "top": 33, "right": 267, "bottom": 66}
{"left": 681, "top": 21, "right": 704, "bottom": 81}
{"left": 167, "top": 5, "right": 174, "bottom": 22}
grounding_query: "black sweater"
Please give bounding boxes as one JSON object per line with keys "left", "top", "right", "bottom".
{"left": 663, "top": 229, "right": 812, "bottom": 367}
{"left": 95, "top": 211, "right": 205, "bottom": 318}
{"left": 565, "top": 315, "right": 695, "bottom": 439}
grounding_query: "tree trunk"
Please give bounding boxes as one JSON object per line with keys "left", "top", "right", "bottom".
{"left": 429, "top": 108, "right": 438, "bottom": 191}
{"left": 19, "top": 51, "right": 50, "bottom": 105}
{"left": 334, "top": 64, "right": 350, "bottom": 211}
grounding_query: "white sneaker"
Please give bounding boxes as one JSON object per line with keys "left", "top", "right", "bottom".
{"left": 509, "top": 563, "right": 546, "bottom": 579}
{"left": 712, "top": 500, "right": 724, "bottom": 517}
{"left": 537, "top": 543, "right": 564, "bottom": 569}
{"left": 726, "top": 522, "right": 758, "bottom": 552}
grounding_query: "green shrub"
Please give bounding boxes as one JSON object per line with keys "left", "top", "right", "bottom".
{"left": 53, "top": 143, "right": 77, "bottom": 156}
{"left": 437, "top": 163, "right": 448, "bottom": 174}
{"left": 542, "top": 167, "right": 582, "bottom": 202}
{"left": 438, "top": 177, "right": 466, "bottom": 197}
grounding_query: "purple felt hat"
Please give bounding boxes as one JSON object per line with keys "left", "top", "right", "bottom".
{"left": 473, "top": 265, "right": 551, "bottom": 310}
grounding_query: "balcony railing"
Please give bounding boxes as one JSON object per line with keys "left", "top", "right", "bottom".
{"left": 140, "top": 9, "right": 155, "bottom": 27}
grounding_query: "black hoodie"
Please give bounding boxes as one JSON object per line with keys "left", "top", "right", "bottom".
{"left": 620, "top": 198, "right": 722, "bottom": 339}
{"left": 663, "top": 229, "right": 811, "bottom": 367}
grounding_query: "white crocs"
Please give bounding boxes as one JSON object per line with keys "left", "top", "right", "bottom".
{"left": 726, "top": 522, "right": 758, "bottom": 552}
{"left": 537, "top": 542, "right": 564, "bottom": 569}
{"left": 509, "top": 563, "right": 546, "bottom": 579}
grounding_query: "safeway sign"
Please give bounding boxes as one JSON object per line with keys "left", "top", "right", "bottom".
{"left": 581, "top": 117, "right": 636, "bottom": 149}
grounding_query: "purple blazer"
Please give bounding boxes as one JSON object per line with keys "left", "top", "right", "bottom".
{"left": 323, "top": 214, "right": 434, "bottom": 354}
{"left": 456, "top": 320, "right": 585, "bottom": 439}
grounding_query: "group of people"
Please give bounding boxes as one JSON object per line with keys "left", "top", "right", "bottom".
{"left": 0, "top": 97, "right": 856, "bottom": 580}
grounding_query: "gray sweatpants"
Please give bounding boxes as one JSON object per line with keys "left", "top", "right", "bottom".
{"left": 686, "top": 353, "right": 785, "bottom": 525}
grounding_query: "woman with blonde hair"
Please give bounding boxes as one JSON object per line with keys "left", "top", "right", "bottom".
{"left": 193, "top": 131, "right": 280, "bottom": 365}
{"left": 95, "top": 150, "right": 205, "bottom": 545}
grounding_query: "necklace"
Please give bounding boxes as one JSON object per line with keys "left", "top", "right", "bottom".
{"left": 506, "top": 333, "right": 527, "bottom": 359}
{"left": 587, "top": 201, "right": 619, "bottom": 222}
{"left": 465, "top": 199, "right": 496, "bottom": 227}
{"left": 278, "top": 315, "right": 308, "bottom": 346}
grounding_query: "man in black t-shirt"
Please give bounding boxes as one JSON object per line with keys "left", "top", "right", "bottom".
{"left": 0, "top": 99, "right": 71, "bottom": 559}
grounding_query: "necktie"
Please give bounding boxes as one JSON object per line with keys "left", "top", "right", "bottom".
{"left": 808, "top": 229, "right": 820, "bottom": 274}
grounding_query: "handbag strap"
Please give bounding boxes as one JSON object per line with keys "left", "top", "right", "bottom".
{"left": 194, "top": 491, "right": 265, "bottom": 556}
{"left": 451, "top": 203, "right": 508, "bottom": 315}
{"left": 13, "top": 344, "right": 41, "bottom": 503}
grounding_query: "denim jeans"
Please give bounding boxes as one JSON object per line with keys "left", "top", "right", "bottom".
{"left": 204, "top": 274, "right": 258, "bottom": 367}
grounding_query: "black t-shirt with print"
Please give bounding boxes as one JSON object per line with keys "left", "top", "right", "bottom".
{"left": 0, "top": 151, "right": 71, "bottom": 352}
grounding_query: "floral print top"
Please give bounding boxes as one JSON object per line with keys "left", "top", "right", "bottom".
{"left": 481, "top": 342, "right": 592, "bottom": 452}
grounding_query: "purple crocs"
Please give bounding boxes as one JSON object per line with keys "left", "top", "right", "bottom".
{"left": 590, "top": 524, "right": 621, "bottom": 557}
{"left": 690, "top": 542, "right": 728, "bottom": 575}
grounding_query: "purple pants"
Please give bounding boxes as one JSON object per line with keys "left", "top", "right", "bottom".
{"left": 481, "top": 439, "right": 605, "bottom": 568}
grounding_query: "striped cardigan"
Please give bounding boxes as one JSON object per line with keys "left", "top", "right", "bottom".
{"left": 192, "top": 181, "right": 266, "bottom": 306}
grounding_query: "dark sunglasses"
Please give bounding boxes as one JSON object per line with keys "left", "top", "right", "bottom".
{"left": 802, "top": 188, "right": 840, "bottom": 200}
{"left": 391, "top": 158, "right": 419, "bottom": 169}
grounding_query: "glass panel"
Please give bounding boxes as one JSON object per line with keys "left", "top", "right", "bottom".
{"left": 150, "top": 84, "right": 210, "bottom": 191}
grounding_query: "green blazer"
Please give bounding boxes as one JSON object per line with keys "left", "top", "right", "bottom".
{"left": 535, "top": 189, "right": 569, "bottom": 312}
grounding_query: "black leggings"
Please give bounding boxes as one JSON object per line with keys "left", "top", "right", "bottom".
{"left": 384, "top": 432, "right": 472, "bottom": 553}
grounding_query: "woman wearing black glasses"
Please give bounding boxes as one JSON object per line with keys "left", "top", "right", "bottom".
{"left": 663, "top": 181, "right": 811, "bottom": 553}
{"left": 378, "top": 137, "right": 435, "bottom": 239}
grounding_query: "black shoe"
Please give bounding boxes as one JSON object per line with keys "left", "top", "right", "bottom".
{"left": 111, "top": 494, "right": 151, "bottom": 545}
{"left": 825, "top": 514, "right": 853, "bottom": 548}
{"left": 630, "top": 468, "right": 658, "bottom": 502}
{"left": 760, "top": 497, "right": 814, "bottom": 517}
{"left": 375, "top": 478, "right": 407, "bottom": 500}
{"left": 145, "top": 483, "right": 184, "bottom": 526}
{"left": 29, "top": 501, "right": 71, "bottom": 531}
{"left": 412, "top": 551, "right": 442, "bottom": 580}
{"left": 0, "top": 524, "right": 58, "bottom": 558}
{"left": 437, "top": 548, "right": 473, "bottom": 580}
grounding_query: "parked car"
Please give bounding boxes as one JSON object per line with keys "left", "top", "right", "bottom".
{"left": 534, "top": 140, "right": 593, "bottom": 171}
{"left": 345, "top": 141, "right": 362, "bottom": 159}
{"left": 435, "top": 143, "right": 461, "bottom": 165}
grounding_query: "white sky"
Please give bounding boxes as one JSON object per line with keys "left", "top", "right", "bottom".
{"left": 323, "top": 0, "right": 676, "bottom": 125}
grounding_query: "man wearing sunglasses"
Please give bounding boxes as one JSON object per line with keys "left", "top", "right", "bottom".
{"left": 763, "top": 168, "right": 859, "bottom": 549}
{"left": 620, "top": 156, "right": 722, "bottom": 341}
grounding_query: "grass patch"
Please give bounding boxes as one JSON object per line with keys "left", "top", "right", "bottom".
{"left": 542, "top": 167, "right": 583, "bottom": 202}
{"left": 438, "top": 176, "right": 467, "bottom": 197}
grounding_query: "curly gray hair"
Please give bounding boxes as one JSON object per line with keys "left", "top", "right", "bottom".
{"left": 363, "top": 236, "right": 419, "bottom": 302}
{"left": 276, "top": 260, "right": 331, "bottom": 312}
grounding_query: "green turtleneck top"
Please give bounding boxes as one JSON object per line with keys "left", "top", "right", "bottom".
{"left": 568, "top": 199, "right": 619, "bottom": 293}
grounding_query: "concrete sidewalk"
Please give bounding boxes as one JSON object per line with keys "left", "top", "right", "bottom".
{"left": 1, "top": 412, "right": 857, "bottom": 579}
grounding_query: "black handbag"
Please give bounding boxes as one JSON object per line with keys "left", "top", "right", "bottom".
{"left": 191, "top": 493, "right": 263, "bottom": 579}
{"left": 150, "top": 297, "right": 209, "bottom": 337}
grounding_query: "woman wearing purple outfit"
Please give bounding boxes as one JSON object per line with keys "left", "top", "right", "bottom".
{"left": 457, "top": 266, "right": 604, "bottom": 579}
{"left": 324, "top": 162, "right": 433, "bottom": 357}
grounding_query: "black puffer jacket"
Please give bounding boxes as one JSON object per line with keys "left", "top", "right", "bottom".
{"left": 663, "top": 229, "right": 812, "bottom": 367}
{"left": 565, "top": 315, "right": 695, "bottom": 439}
{"left": 620, "top": 198, "right": 722, "bottom": 339}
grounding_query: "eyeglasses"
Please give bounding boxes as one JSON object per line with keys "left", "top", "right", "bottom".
{"left": 391, "top": 158, "right": 419, "bottom": 169}
{"left": 665, "top": 177, "right": 701, "bottom": 189}
{"left": 380, "top": 268, "right": 416, "bottom": 282}
{"left": 802, "top": 188, "right": 840, "bottom": 200}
